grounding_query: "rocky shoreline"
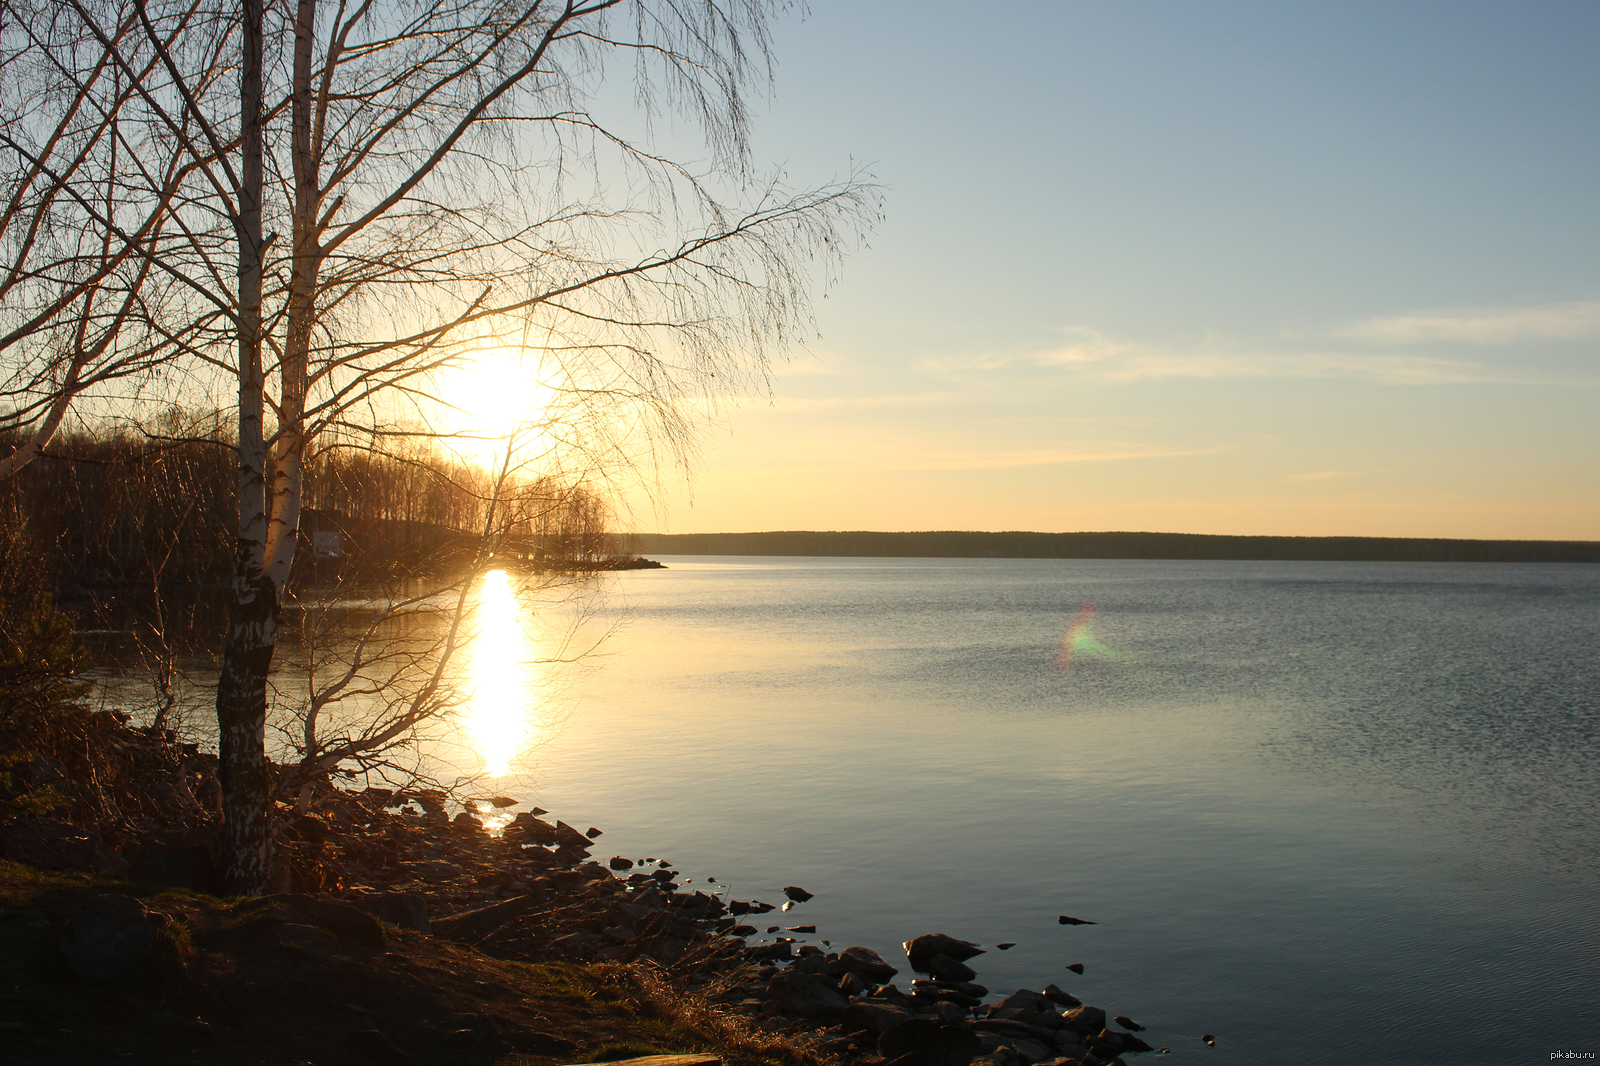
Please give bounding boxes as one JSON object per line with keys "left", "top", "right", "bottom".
{"left": 2, "top": 712, "right": 1188, "bottom": 1065}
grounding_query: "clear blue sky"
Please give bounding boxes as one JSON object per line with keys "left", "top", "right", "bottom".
{"left": 633, "top": 0, "right": 1599, "bottom": 539}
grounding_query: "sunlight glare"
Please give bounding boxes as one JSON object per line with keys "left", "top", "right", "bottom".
{"left": 463, "top": 569, "right": 538, "bottom": 775}
{"left": 443, "top": 351, "right": 549, "bottom": 465}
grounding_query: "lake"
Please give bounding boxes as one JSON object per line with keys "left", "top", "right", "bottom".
{"left": 95, "top": 554, "right": 1600, "bottom": 1063}
{"left": 490, "top": 556, "right": 1599, "bottom": 1065}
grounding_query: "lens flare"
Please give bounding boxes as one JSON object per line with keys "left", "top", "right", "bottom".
{"left": 1055, "top": 602, "right": 1118, "bottom": 670}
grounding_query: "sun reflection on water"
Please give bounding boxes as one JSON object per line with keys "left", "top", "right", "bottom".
{"left": 463, "top": 569, "right": 537, "bottom": 776}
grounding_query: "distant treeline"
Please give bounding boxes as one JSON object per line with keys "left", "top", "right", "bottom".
{"left": 628, "top": 530, "right": 1600, "bottom": 564}
{"left": 0, "top": 416, "right": 624, "bottom": 601}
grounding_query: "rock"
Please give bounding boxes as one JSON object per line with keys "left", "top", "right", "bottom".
{"left": 554, "top": 821, "right": 592, "bottom": 850}
{"left": 1084, "top": 1029, "right": 1133, "bottom": 1059}
{"left": 358, "top": 891, "right": 431, "bottom": 934}
{"left": 1008, "top": 1038, "right": 1052, "bottom": 1064}
{"left": 910, "top": 982, "right": 983, "bottom": 1008}
{"left": 924, "top": 953, "right": 977, "bottom": 982}
{"left": 609, "top": 856, "right": 635, "bottom": 871}
{"left": 969, "top": 1017, "right": 1061, "bottom": 1044}
{"left": 1055, "top": 915, "right": 1096, "bottom": 926}
{"left": 430, "top": 894, "right": 538, "bottom": 942}
{"left": 989, "top": 990, "right": 1047, "bottom": 1014}
{"left": 728, "top": 899, "right": 751, "bottom": 914}
{"left": 996, "top": 942, "right": 1015, "bottom": 950}
{"left": 1117, "top": 1032, "right": 1154, "bottom": 1053}
{"left": 786, "top": 924, "right": 816, "bottom": 933}
{"left": 838, "top": 945, "right": 899, "bottom": 982}
{"left": 1203, "top": 1034, "right": 1216, "bottom": 1046}
{"left": 1057, "top": 1006, "right": 1106, "bottom": 1037}
{"left": 878, "top": 1018, "right": 982, "bottom": 1066}
{"left": 286, "top": 895, "right": 386, "bottom": 951}
{"left": 783, "top": 885, "right": 814, "bottom": 902}
{"left": 838, "top": 971, "right": 869, "bottom": 997}
{"left": 1040, "top": 984, "right": 1080, "bottom": 1008}
{"left": 488, "top": 796, "right": 518, "bottom": 807}
{"left": 1112, "top": 1015, "right": 1144, "bottom": 1032}
{"left": 585, "top": 826, "right": 603, "bottom": 839}
{"left": 60, "top": 894, "right": 156, "bottom": 980}
{"left": 767, "top": 968, "right": 848, "bottom": 1017}
{"left": 746, "top": 900, "right": 776, "bottom": 913}
{"left": 841, "top": 1000, "right": 914, "bottom": 1037}
{"left": 987, "top": 1007, "right": 1063, "bottom": 1031}
{"left": 904, "top": 934, "right": 985, "bottom": 971}
{"left": 746, "top": 940, "right": 793, "bottom": 961}
{"left": 924, "top": 979, "right": 988, "bottom": 998}
{"left": 871, "top": 984, "right": 912, "bottom": 1007}
{"left": 788, "top": 954, "right": 830, "bottom": 974}
{"left": 1065, "top": 963, "right": 1084, "bottom": 975}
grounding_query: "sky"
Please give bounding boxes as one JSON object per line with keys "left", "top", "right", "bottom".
{"left": 625, "top": 0, "right": 1600, "bottom": 540}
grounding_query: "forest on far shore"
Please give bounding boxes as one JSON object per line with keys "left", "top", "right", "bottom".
{"left": 629, "top": 530, "right": 1600, "bottom": 564}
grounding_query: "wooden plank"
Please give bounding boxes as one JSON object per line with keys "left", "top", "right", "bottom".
{"left": 559, "top": 1056, "right": 720, "bottom": 1066}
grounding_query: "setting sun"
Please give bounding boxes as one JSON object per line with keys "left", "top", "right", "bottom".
{"left": 440, "top": 351, "right": 549, "bottom": 465}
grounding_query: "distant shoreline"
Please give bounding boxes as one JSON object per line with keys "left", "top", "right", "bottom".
{"left": 626, "top": 530, "right": 1600, "bottom": 564}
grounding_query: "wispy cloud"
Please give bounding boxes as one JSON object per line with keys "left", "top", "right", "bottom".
{"left": 1341, "top": 300, "right": 1600, "bottom": 345}
{"left": 923, "top": 313, "right": 1600, "bottom": 386}
{"left": 926, "top": 335, "right": 1497, "bottom": 385}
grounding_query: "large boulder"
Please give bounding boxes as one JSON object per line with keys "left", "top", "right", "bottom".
{"left": 904, "top": 933, "right": 984, "bottom": 972}
{"left": 60, "top": 894, "right": 156, "bottom": 980}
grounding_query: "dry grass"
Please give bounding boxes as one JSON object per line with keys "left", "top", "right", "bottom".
{"left": 592, "top": 960, "right": 848, "bottom": 1066}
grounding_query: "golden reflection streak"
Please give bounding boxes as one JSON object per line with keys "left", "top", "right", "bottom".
{"left": 462, "top": 569, "right": 537, "bottom": 776}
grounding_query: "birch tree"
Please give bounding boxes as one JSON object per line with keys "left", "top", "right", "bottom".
{"left": 5, "top": 0, "right": 874, "bottom": 893}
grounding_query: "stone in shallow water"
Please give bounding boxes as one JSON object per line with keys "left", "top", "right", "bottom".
{"left": 783, "top": 885, "right": 814, "bottom": 902}
{"left": 1040, "top": 983, "right": 1080, "bottom": 1008}
{"left": 924, "top": 952, "right": 977, "bottom": 982}
{"left": 904, "top": 933, "right": 985, "bottom": 971}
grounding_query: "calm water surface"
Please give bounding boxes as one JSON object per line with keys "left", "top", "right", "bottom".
{"left": 101, "top": 556, "right": 1597, "bottom": 1063}
{"left": 499, "top": 557, "right": 1598, "bottom": 1065}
